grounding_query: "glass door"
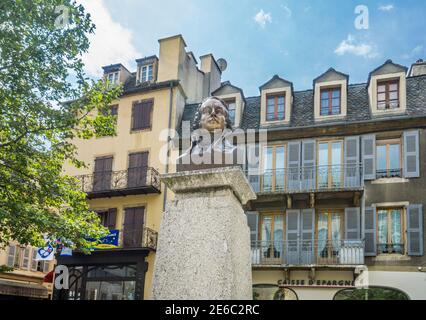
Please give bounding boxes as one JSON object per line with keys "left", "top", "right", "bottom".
{"left": 262, "top": 146, "right": 286, "bottom": 192}
{"left": 316, "top": 211, "right": 344, "bottom": 264}
{"left": 260, "top": 214, "right": 284, "bottom": 264}
{"left": 377, "top": 208, "right": 403, "bottom": 254}
{"left": 318, "top": 141, "right": 343, "bottom": 189}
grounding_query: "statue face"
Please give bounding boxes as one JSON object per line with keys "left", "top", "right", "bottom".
{"left": 199, "top": 98, "right": 228, "bottom": 132}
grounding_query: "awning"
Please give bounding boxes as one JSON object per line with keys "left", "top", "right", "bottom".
{"left": 0, "top": 279, "right": 49, "bottom": 299}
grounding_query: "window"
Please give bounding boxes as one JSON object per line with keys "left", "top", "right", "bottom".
{"left": 318, "top": 141, "right": 343, "bottom": 189}
{"left": 316, "top": 210, "right": 344, "bottom": 261}
{"left": 253, "top": 284, "right": 298, "bottom": 300}
{"left": 93, "top": 156, "right": 113, "bottom": 192}
{"left": 128, "top": 152, "right": 148, "bottom": 188}
{"left": 377, "top": 208, "right": 404, "bottom": 254}
{"left": 7, "top": 245, "right": 18, "bottom": 267}
{"left": 259, "top": 214, "right": 284, "bottom": 263}
{"left": 266, "top": 94, "right": 285, "bottom": 121}
{"left": 140, "top": 64, "right": 153, "bottom": 82}
{"left": 334, "top": 287, "right": 409, "bottom": 300}
{"left": 123, "top": 207, "right": 145, "bottom": 248}
{"left": 376, "top": 140, "right": 402, "bottom": 178}
{"left": 97, "top": 208, "right": 117, "bottom": 230}
{"left": 107, "top": 72, "right": 119, "bottom": 86}
{"left": 320, "top": 88, "right": 341, "bottom": 116}
{"left": 377, "top": 80, "right": 399, "bottom": 110}
{"left": 102, "top": 105, "right": 118, "bottom": 117}
{"left": 21, "top": 247, "right": 30, "bottom": 269}
{"left": 30, "top": 249, "right": 50, "bottom": 273}
{"left": 132, "top": 100, "right": 153, "bottom": 131}
{"left": 225, "top": 99, "right": 236, "bottom": 125}
{"left": 262, "top": 145, "right": 286, "bottom": 192}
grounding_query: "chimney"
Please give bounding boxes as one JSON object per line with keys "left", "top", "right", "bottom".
{"left": 200, "top": 54, "right": 222, "bottom": 96}
{"left": 409, "top": 59, "right": 426, "bottom": 76}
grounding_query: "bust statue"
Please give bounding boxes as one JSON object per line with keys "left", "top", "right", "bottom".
{"left": 178, "top": 96, "right": 241, "bottom": 171}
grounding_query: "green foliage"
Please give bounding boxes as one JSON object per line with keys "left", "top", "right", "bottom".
{"left": 0, "top": 0, "right": 122, "bottom": 250}
{"left": 0, "top": 265, "right": 14, "bottom": 273}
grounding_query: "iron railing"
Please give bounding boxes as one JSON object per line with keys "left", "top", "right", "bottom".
{"left": 75, "top": 167, "right": 161, "bottom": 195}
{"left": 377, "top": 243, "right": 404, "bottom": 255}
{"left": 376, "top": 168, "right": 402, "bottom": 179}
{"left": 246, "top": 164, "right": 363, "bottom": 194}
{"left": 121, "top": 227, "right": 158, "bottom": 251}
{"left": 251, "top": 240, "right": 365, "bottom": 266}
{"left": 142, "top": 227, "right": 158, "bottom": 250}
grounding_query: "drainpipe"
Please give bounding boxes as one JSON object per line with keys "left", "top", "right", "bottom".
{"left": 162, "top": 82, "right": 174, "bottom": 211}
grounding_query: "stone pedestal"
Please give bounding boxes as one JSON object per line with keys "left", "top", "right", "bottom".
{"left": 152, "top": 166, "right": 256, "bottom": 300}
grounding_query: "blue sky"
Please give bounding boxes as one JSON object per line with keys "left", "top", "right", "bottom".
{"left": 82, "top": 0, "right": 426, "bottom": 97}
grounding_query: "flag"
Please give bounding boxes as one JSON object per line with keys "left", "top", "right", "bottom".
{"left": 35, "top": 244, "right": 55, "bottom": 261}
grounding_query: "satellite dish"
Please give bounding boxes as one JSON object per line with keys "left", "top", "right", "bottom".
{"left": 217, "top": 58, "right": 228, "bottom": 72}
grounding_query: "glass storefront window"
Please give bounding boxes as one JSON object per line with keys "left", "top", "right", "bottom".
{"left": 334, "top": 287, "right": 409, "bottom": 300}
{"left": 86, "top": 281, "right": 136, "bottom": 300}
{"left": 253, "top": 284, "right": 298, "bottom": 300}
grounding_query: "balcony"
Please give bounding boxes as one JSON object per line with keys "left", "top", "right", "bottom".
{"left": 123, "top": 227, "right": 158, "bottom": 251}
{"left": 246, "top": 164, "right": 363, "bottom": 195}
{"left": 251, "top": 240, "right": 365, "bottom": 267}
{"left": 75, "top": 167, "right": 161, "bottom": 199}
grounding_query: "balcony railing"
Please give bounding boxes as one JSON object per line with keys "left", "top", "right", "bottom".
{"left": 246, "top": 164, "right": 363, "bottom": 194}
{"left": 376, "top": 168, "right": 402, "bottom": 179}
{"left": 75, "top": 167, "right": 161, "bottom": 198}
{"left": 120, "top": 227, "right": 158, "bottom": 251}
{"left": 142, "top": 227, "right": 158, "bottom": 251}
{"left": 251, "top": 240, "right": 365, "bottom": 266}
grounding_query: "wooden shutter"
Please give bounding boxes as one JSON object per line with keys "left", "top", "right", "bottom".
{"left": 302, "top": 140, "right": 316, "bottom": 191}
{"left": 403, "top": 131, "right": 420, "bottom": 178}
{"left": 22, "top": 247, "right": 30, "bottom": 269}
{"left": 287, "top": 141, "right": 301, "bottom": 191}
{"left": 345, "top": 136, "right": 360, "bottom": 187}
{"left": 128, "top": 152, "right": 148, "bottom": 188}
{"left": 362, "top": 135, "right": 376, "bottom": 180}
{"left": 106, "top": 208, "right": 117, "bottom": 230}
{"left": 93, "top": 156, "right": 113, "bottom": 191}
{"left": 300, "top": 209, "right": 315, "bottom": 264}
{"left": 31, "top": 249, "right": 38, "bottom": 271}
{"left": 286, "top": 210, "right": 300, "bottom": 264}
{"left": 345, "top": 207, "right": 361, "bottom": 240}
{"left": 42, "top": 261, "right": 50, "bottom": 273}
{"left": 364, "top": 206, "right": 377, "bottom": 256}
{"left": 407, "top": 204, "right": 423, "bottom": 256}
{"left": 246, "top": 212, "right": 259, "bottom": 243}
{"left": 123, "top": 207, "right": 145, "bottom": 248}
{"left": 7, "top": 245, "right": 16, "bottom": 267}
{"left": 132, "top": 101, "right": 152, "bottom": 130}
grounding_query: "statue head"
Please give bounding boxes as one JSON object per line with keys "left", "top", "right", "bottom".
{"left": 192, "top": 97, "right": 233, "bottom": 132}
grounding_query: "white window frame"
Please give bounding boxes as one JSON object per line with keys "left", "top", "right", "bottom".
{"left": 21, "top": 247, "right": 31, "bottom": 270}
{"left": 107, "top": 72, "right": 119, "bottom": 85}
{"left": 139, "top": 64, "right": 153, "bottom": 83}
{"left": 7, "top": 245, "right": 17, "bottom": 268}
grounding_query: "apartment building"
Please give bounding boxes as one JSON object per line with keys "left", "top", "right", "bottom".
{"left": 0, "top": 245, "right": 53, "bottom": 300}
{"left": 179, "top": 58, "right": 426, "bottom": 300}
{"left": 53, "top": 35, "right": 224, "bottom": 300}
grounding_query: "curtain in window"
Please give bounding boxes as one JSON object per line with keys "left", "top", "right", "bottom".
{"left": 331, "top": 213, "right": 342, "bottom": 251}
{"left": 273, "top": 216, "right": 284, "bottom": 258}
{"left": 391, "top": 209, "right": 402, "bottom": 252}
{"left": 261, "top": 217, "right": 272, "bottom": 258}
{"left": 378, "top": 210, "right": 388, "bottom": 246}
{"left": 317, "top": 213, "right": 328, "bottom": 257}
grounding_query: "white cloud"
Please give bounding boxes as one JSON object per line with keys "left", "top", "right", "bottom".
{"left": 253, "top": 9, "right": 272, "bottom": 28}
{"left": 379, "top": 4, "right": 394, "bottom": 11}
{"left": 334, "top": 35, "right": 379, "bottom": 59}
{"left": 79, "top": 0, "right": 140, "bottom": 77}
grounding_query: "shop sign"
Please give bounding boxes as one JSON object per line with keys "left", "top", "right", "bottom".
{"left": 278, "top": 279, "right": 355, "bottom": 288}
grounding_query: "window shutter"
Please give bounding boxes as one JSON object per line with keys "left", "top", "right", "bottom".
{"left": 22, "top": 247, "right": 30, "bottom": 269}
{"left": 128, "top": 152, "right": 149, "bottom": 188}
{"left": 362, "top": 135, "right": 376, "bottom": 180}
{"left": 345, "top": 208, "right": 361, "bottom": 240}
{"left": 403, "top": 130, "right": 420, "bottom": 178}
{"left": 42, "top": 261, "right": 50, "bottom": 273}
{"left": 107, "top": 208, "right": 117, "bottom": 230}
{"left": 364, "top": 206, "right": 377, "bottom": 256}
{"left": 141, "top": 100, "right": 153, "bottom": 129}
{"left": 286, "top": 210, "right": 300, "bottom": 265}
{"left": 247, "top": 143, "right": 260, "bottom": 193}
{"left": 31, "top": 249, "right": 38, "bottom": 271}
{"left": 302, "top": 140, "right": 316, "bottom": 190}
{"left": 246, "top": 212, "right": 259, "bottom": 243}
{"left": 93, "top": 156, "right": 113, "bottom": 191}
{"left": 407, "top": 204, "right": 423, "bottom": 256}
{"left": 123, "top": 207, "right": 145, "bottom": 248}
{"left": 7, "top": 245, "right": 16, "bottom": 267}
{"left": 300, "top": 209, "right": 315, "bottom": 264}
{"left": 287, "top": 141, "right": 301, "bottom": 191}
{"left": 345, "top": 136, "right": 360, "bottom": 187}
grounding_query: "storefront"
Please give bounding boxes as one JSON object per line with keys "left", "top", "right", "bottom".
{"left": 252, "top": 269, "right": 426, "bottom": 300}
{"left": 53, "top": 248, "right": 149, "bottom": 300}
{"left": 0, "top": 279, "right": 49, "bottom": 300}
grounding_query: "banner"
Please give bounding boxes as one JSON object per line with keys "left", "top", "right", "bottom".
{"left": 87, "top": 229, "right": 120, "bottom": 250}
{"left": 35, "top": 244, "right": 55, "bottom": 261}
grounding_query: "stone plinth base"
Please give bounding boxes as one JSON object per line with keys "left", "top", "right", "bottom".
{"left": 151, "top": 167, "right": 256, "bottom": 300}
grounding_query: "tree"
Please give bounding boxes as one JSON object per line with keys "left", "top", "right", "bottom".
{"left": 0, "top": 0, "right": 122, "bottom": 251}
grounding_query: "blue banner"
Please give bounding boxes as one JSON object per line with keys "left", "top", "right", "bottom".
{"left": 88, "top": 229, "right": 120, "bottom": 250}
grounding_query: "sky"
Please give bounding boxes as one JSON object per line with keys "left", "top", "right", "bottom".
{"left": 80, "top": 0, "right": 426, "bottom": 97}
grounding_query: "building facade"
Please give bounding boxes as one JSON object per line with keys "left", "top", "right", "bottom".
{"left": 54, "top": 35, "right": 224, "bottom": 300}
{"left": 0, "top": 244, "right": 53, "bottom": 300}
{"left": 179, "top": 59, "right": 426, "bottom": 300}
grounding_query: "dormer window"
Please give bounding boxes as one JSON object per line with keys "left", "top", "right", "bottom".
{"left": 377, "top": 80, "right": 399, "bottom": 110}
{"left": 107, "top": 72, "right": 119, "bottom": 85}
{"left": 224, "top": 98, "right": 236, "bottom": 125}
{"left": 320, "top": 87, "right": 341, "bottom": 116}
{"left": 266, "top": 94, "right": 285, "bottom": 121}
{"left": 139, "top": 64, "right": 153, "bottom": 83}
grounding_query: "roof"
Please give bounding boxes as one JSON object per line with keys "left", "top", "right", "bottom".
{"left": 121, "top": 74, "right": 179, "bottom": 96}
{"left": 179, "top": 75, "right": 426, "bottom": 132}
